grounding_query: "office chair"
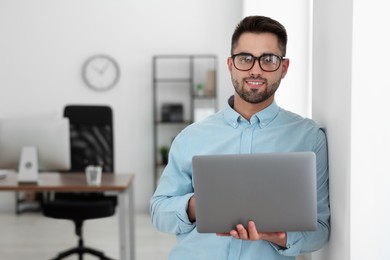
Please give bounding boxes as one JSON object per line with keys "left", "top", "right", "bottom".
{"left": 41, "top": 105, "right": 117, "bottom": 260}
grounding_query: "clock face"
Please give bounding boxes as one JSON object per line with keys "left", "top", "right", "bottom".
{"left": 82, "top": 54, "right": 120, "bottom": 91}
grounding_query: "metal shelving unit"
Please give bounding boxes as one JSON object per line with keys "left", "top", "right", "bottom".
{"left": 152, "top": 55, "right": 217, "bottom": 188}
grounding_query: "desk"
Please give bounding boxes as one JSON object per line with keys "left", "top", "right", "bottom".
{"left": 0, "top": 172, "right": 135, "bottom": 260}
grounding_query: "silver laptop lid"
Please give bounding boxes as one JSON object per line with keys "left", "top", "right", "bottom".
{"left": 192, "top": 152, "right": 317, "bottom": 233}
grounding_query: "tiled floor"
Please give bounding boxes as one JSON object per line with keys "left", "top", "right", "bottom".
{"left": 0, "top": 210, "right": 176, "bottom": 260}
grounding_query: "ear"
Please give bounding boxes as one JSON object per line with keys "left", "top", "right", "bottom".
{"left": 227, "top": 57, "right": 234, "bottom": 73}
{"left": 281, "top": 58, "right": 290, "bottom": 79}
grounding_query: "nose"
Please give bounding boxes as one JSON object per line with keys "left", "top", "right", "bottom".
{"left": 249, "top": 60, "right": 264, "bottom": 76}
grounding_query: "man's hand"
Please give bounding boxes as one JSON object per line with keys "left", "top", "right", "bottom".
{"left": 217, "top": 221, "right": 287, "bottom": 248}
{"left": 187, "top": 196, "right": 196, "bottom": 223}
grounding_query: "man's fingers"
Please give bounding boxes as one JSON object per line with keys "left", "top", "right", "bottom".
{"left": 247, "top": 221, "right": 260, "bottom": 240}
{"left": 236, "top": 224, "right": 248, "bottom": 240}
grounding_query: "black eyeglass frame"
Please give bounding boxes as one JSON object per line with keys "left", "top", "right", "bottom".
{"left": 231, "top": 53, "right": 286, "bottom": 72}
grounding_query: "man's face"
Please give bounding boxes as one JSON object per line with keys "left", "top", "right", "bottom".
{"left": 227, "top": 32, "right": 289, "bottom": 104}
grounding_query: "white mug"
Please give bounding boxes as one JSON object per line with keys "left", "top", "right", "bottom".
{"left": 85, "top": 165, "right": 102, "bottom": 185}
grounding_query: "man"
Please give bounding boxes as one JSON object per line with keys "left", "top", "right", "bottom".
{"left": 150, "top": 15, "right": 330, "bottom": 260}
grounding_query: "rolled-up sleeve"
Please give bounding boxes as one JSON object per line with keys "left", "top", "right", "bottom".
{"left": 150, "top": 131, "right": 196, "bottom": 235}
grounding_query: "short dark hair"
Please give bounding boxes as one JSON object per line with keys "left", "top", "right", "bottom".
{"left": 231, "top": 16, "right": 288, "bottom": 56}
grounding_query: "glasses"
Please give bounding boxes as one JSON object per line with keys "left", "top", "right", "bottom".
{"left": 232, "top": 53, "right": 285, "bottom": 72}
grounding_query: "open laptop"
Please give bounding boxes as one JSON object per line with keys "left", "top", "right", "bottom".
{"left": 192, "top": 152, "right": 317, "bottom": 233}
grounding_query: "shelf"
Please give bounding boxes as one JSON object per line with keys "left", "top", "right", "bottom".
{"left": 154, "top": 78, "right": 191, "bottom": 83}
{"left": 152, "top": 54, "right": 217, "bottom": 189}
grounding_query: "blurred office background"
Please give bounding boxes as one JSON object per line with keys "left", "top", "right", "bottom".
{"left": 1, "top": 0, "right": 389, "bottom": 260}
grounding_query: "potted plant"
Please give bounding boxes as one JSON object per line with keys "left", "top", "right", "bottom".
{"left": 159, "top": 145, "right": 169, "bottom": 165}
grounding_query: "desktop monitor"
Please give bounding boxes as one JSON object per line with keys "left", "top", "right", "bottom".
{"left": 0, "top": 117, "right": 71, "bottom": 182}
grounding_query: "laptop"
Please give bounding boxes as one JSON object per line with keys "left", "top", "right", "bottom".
{"left": 192, "top": 152, "right": 317, "bottom": 233}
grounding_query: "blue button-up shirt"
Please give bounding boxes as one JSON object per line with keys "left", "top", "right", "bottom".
{"left": 150, "top": 98, "right": 330, "bottom": 260}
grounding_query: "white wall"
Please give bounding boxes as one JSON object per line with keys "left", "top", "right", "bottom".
{"left": 313, "top": 0, "right": 390, "bottom": 260}
{"left": 312, "top": 1, "right": 353, "bottom": 259}
{"left": 350, "top": 1, "right": 390, "bottom": 259}
{"left": 0, "top": 0, "right": 243, "bottom": 212}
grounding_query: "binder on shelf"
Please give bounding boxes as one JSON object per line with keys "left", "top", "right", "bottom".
{"left": 204, "top": 69, "right": 216, "bottom": 96}
{"left": 161, "top": 103, "right": 184, "bottom": 122}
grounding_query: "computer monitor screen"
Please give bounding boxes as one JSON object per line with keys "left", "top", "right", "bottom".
{"left": 0, "top": 117, "right": 71, "bottom": 172}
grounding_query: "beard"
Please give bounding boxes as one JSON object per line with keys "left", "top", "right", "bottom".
{"left": 232, "top": 76, "right": 281, "bottom": 104}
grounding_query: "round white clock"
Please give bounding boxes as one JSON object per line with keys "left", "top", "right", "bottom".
{"left": 82, "top": 54, "right": 120, "bottom": 91}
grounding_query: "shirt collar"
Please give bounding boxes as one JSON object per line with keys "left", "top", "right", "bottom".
{"left": 223, "top": 95, "right": 280, "bottom": 129}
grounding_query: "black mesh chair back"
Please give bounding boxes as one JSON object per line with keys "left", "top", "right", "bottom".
{"left": 41, "top": 105, "right": 117, "bottom": 260}
{"left": 64, "top": 105, "right": 114, "bottom": 172}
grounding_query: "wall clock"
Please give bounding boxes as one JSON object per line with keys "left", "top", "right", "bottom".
{"left": 82, "top": 54, "right": 120, "bottom": 91}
